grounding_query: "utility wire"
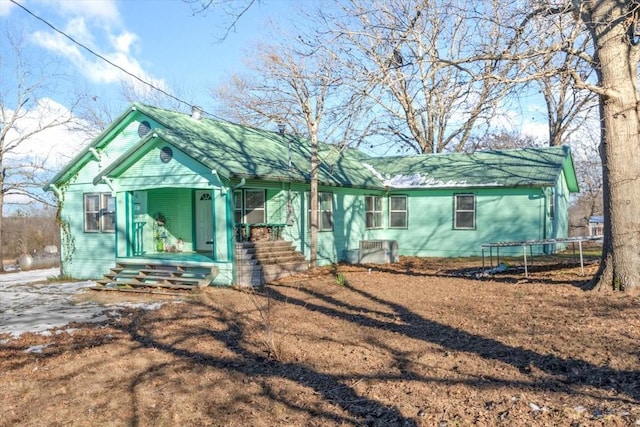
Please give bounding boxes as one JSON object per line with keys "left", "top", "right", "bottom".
{"left": 10, "top": 0, "right": 221, "bottom": 120}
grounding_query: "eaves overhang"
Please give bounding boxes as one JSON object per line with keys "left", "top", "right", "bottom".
{"left": 44, "top": 104, "right": 141, "bottom": 192}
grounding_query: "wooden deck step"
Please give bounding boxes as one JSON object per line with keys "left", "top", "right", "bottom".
{"left": 93, "top": 261, "right": 216, "bottom": 293}
{"left": 95, "top": 280, "right": 197, "bottom": 290}
{"left": 89, "top": 286, "right": 191, "bottom": 296}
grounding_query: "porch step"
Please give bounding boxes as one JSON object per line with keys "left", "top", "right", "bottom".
{"left": 235, "top": 240, "right": 308, "bottom": 286}
{"left": 92, "top": 261, "right": 218, "bottom": 293}
{"left": 262, "top": 261, "right": 309, "bottom": 283}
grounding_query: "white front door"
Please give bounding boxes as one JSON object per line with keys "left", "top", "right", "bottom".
{"left": 195, "top": 190, "right": 214, "bottom": 252}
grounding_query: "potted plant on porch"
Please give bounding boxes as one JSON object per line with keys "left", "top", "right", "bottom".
{"left": 153, "top": 212, "right": 167, "bottom": 251}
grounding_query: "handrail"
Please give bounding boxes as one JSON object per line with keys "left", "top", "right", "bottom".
{"left": 235, "top": 223, "right": 287, "bottom": 242}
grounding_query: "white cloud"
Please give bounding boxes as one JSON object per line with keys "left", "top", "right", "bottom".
{"left": 27, "top": 0, "right": 167, "bottom": 91}
{"left": 0, "top": 0, "right": 16, "bottom": 16}
{"left": 4, "top": 98, "right": 88, "bottom": 167}
{"left": 38, "top": 0, "right": 120, "bottom": 24}
{"left": 2, "top": 98, "right": 90, "bottom": 207}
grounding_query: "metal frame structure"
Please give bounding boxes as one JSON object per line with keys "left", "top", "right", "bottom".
{"left": 481, "top": 236, "right": 603, "bottom": 277}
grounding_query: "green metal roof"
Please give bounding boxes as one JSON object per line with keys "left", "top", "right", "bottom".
{"left": 115, "top": 103, "right": 383, "bottom": 188}
{"left": 47, "top": 102, "right": 579, "bottom": 193}
{"left": 364, "top": 145, "right": 579, "bottom": 192}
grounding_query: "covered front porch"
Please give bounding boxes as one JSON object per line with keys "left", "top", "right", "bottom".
{"left": 109, "top": 186, "right": 235, "bottom": 286}
{"left": 121, "top": 187, "right": 229, "bottom": 259}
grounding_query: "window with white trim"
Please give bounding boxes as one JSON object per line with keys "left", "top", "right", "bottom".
{"left": 84, "top": 193, "right": 115, "bottom": 233}
{"left": 454, "top": 194, "right": 475, "bottom": 229}
{"left": 234, "top": 189, "right": 266, "bottom": 224}
{"left": 549, "top": 189, "right": 555, "bottom": 220}
{"left": 389, "top": 195, "right": 407, "bottom": 228}
{"left": 365, "top": 195, "right": 383, "bottom": 229}
{"left": 308, "top": 192, "right": 333, "bottom": 231}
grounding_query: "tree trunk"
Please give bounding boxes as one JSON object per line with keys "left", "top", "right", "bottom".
{"left": 584, "top": 0, "right": 640, "bottom": 291}
{"left": 0, "top": 188, "right": 4, "bottom": 273}
{"left": 309, "top": 131, "right": 319, "bottom": 268}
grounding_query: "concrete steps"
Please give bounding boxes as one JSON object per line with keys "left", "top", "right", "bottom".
{"left": 235, "top": 240, "right": 308, "bottom": 286}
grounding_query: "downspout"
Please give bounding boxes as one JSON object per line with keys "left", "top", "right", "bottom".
{"left": 232, "top": 178, "right": 246, "bottom": 190}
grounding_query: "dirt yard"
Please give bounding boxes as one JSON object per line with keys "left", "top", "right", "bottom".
{"left": 1, "top": 255, "right": 639, "bottom": 426}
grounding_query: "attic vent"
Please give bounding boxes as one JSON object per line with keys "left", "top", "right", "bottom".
{"left": 160, "top": 146, "right": 173, "bottom": 163}
{"left": 138, "top": 121, "right": 151, "bottom": 138}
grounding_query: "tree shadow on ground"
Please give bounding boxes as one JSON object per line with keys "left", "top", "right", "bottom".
{"left": 265, "top": 282, "right": 640, "bottom": 404}
{"left": 114, "top": 297, "right": 417, "bottom": 426}
{"left": 360, "top": 257, "right": 599, "bottom": 289}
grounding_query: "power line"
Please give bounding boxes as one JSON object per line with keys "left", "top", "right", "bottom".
{"left": 9, "top": 0, "right": 220, "bottom": 119}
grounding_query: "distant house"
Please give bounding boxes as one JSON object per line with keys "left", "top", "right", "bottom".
{"left": 45, "top": 103, "right": 579, "bottom": 286}
{"left": 588, "top": 216, "right": 604, "bottom": 237}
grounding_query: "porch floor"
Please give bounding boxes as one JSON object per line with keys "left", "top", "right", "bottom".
{"left": 118, "top": 252, "right": 217, "bottom": 267}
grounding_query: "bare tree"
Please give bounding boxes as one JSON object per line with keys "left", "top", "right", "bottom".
{"left": 569, "top": 136, "right": 603, "bottom": 235}
{"left": 321, "top": 0, "right": 516, "bottom": 155}
{"left": 575, "top": 0, "right": 640, "bottom": 291}
{"left": 489, "top": 1, "right": 639, "bottom": 290}
{"left": 213, "top": 37, "right": 357, "bottom": 267}
{"left": 464, "top": 131, "right": 542, "bottom": 152}
{"left": 0, "top": 30, "right": 83, "bottom": 270}
{"left": 184, "top": 0, "right": 259, "bottom": 42}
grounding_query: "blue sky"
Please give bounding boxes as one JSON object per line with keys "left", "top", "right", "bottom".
{"left": 0, "top": 0, "right": 304, "bottom": 208}
{"left": 1, "top": 0, "right": 297, "bottom": 113}
{"left": 1, "top": 0, "right": 565, "bottom": 159}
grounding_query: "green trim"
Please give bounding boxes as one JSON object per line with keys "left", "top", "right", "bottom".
{"left": 226, "top": 190, "right": 236, "bottom": 282}
{"left": 44, "top": 105, "right": 138, "bottom": 190}
{"left": 124, "top": 191, "right": 131, "bottom": 257}
{"left": 212, "top": 189, "right": 217, "bottom": 261}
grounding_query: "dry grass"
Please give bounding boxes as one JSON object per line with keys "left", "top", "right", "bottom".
{"left": 1, "top": 255, "right": 639, "bottom": 426}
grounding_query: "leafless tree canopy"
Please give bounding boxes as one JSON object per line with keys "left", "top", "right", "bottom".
{"left": 205, "top": 0, "right": 640, "bottom": 290}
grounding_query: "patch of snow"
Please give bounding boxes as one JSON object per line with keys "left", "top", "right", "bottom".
{"left": 0, "top": 268, "right": 170, "bottom": 339}
{"left": 362, "top": 163, "right": 500, "bottom": 188}
{"left": 24, "top": 344, "right": 51, "bottom": 353}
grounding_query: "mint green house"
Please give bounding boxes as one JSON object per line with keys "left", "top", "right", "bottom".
{"left": 45, "top": 103, "right": 579, "bottom": 286}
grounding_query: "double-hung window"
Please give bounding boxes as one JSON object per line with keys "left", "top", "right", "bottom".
{"left": 308, "top": 192, "right": 333, "bottom": 231}
{"left": 365, "top": 195, "right": 383, "bottom": 229}
{"left": 84, "top": 193, "right": 115, "bottom": 233}
{"left": 454, "top": 194, "right": 475, "bottom": 229}
{"left": 234, "top": 189, "right": 266, "bottom": 224}
{"left": 389, "top": 195, "right": 407, "bottom": 228}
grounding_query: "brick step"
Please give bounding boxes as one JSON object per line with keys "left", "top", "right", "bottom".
{"left": 235, "top": 265, "right": 263, "bottom": 287}
{"left": 252, "top": 247, "right": 300, "bottom": 257}
{"left": 236, "top": 241, "right": 294, "bottom": 250}
{"left": 234, "top": 240, "right": 307, "bottom": 286}
{"left": 253, "top": 253, "right": 306, "bottom": 265}
{"left": 262, "top": 261, "right": 309, "bottom": 283}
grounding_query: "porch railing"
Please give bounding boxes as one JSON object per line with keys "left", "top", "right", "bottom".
{"left": 133, "top": 221, "right": 146, "bottom": 255}
{"left": 235, "top": 223, "right": 287, "bottom": 242}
